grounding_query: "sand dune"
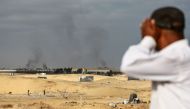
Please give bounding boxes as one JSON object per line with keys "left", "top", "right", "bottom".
{"left": 0, "top": 73, "right": 151, "bottom": 109}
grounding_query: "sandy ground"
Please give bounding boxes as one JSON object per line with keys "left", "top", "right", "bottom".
{"left": 0, "top": 73, "right": 151, "bottom": 109}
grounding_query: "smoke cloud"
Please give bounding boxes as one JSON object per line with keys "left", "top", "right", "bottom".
{"left": 26, "top": 48, "right": 46, "bottom": 69}
{"left": 53, "top": 10, "right": 108, "bottom": 67}
{"left": 84, "top": 26, "right": 108, "bottom": 67}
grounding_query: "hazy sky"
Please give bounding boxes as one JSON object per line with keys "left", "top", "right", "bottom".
{"left": 0, "top": 0, "right": 190, "bottom": 69}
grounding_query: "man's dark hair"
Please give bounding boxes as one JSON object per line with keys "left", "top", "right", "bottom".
{"left": 151, "top": 6, "right": 185, "bottom": 34}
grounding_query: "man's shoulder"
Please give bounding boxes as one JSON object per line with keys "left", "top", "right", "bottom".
{"left": 161, "top": 39, "right": 190, "bottom": 62}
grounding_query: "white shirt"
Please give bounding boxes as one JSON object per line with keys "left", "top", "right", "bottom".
{"left": 120, "top": 36, "right": 190, "bottom": 109}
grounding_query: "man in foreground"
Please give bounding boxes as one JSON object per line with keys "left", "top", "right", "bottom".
{"left": 120, "top": 6, "right": 190, "bottom": 109}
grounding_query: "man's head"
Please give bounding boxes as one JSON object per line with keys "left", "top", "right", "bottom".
{"left": 141, "top": 6, "right": 185, "bottom": 51}
{"left": 151, "top": 6, "right": 185, "bottom": 35}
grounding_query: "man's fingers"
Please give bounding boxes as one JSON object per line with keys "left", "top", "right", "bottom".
{"left": 143, "top": 19, "right": 151, "bottom": 28}
{"left": 140, "top": 18, "right": 157, "bottom": 39}
{"left": 140, "top": 19, "right": 146, "bottom": 28}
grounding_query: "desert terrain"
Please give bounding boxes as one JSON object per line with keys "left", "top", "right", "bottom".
{"left": 0, "top": 73, "right": 151, "bottom": 109}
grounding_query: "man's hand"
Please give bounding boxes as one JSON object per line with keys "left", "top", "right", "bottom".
{"left": 140, "top": 18, "right": 158, "bottom": 40}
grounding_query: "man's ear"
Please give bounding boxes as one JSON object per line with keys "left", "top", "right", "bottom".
{"left": 150, "top": 19, "right": 156, "bottom": 25}
{"left": 151, "top": 19, "right": 161, "bottom": 41}
{"left": 150, "top": 19, "right": 157, "bottom": 29}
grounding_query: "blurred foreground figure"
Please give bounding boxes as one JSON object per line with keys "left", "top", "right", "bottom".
{"left": 121, "top": 6, "right": 190, "bottom": 109}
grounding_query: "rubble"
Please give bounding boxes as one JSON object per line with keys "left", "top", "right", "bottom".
{"left": 108, "top": 102, "right": 117, "bottom": 108}
{"left": 37, "top": 73, "right": 47, "bottom": 79}
{"left": 79, "top": 76, "right": 94, "bottom": 82}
